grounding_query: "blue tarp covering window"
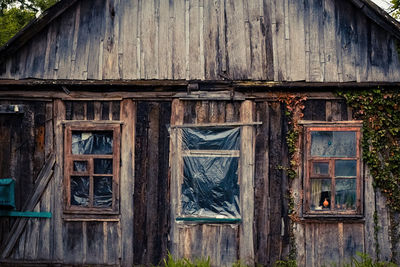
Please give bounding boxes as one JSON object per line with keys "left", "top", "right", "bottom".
{"left": 180, "top": 127, "right": 240, "bottom": 218}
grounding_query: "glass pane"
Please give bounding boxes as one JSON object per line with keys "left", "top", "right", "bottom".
{"left": 335, "top": 179, "right": 356, "bottom": 210}
{"left": 182, "top": 127, "right": 240, "bottom": 150}
{"left": 73, "top": 161, "right": 87, "bottom": 172}
{"left": 310, "top": 179, "right": 331, "bottom": 211}
{"left": 94, "top": 159, "right": 113, "bottom": 174}
{"left": 71, "top": 176, "right": 89, "bottom": 206}
{"left": 335, "top": 160, "right": 357, "bottom": 177}
{"left": 313, "top": 162, "right": 329, "bottom": 175}
{"left": 94, "top": 176, "right": 112, "bottom": 207}
{"left": 182, "top": 156, "right": 240, "bottom": 217}
{"left": 72, "top": 131, "right": 113, "bottom": 155}
{"left": 311, "top": 131, "right": 356, "bottom": 157}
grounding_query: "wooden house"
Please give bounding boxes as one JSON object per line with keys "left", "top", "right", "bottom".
{"left": 0, "top": 0, "right": 399, "bottom": 266}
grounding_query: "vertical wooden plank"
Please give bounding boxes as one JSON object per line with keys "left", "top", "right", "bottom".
{"left": 268, "top": 101, "right": 283, "bottom": 263}
{"left": 171, "top": 0, "right": 185, "bottom": 78}
{"left": 119, "top": 0, "right": 138, "bottom": 79}
{"left": 158, "top": 0, "right": 169, "bottom": 79}
{"left": 103, "top": 0, "right": 120, "bottom": 79}
{"left": 120, "top": 99, "right": 135, "bottom": 266}
{"left": 225, "top": 0, "right": 248, "bottom": 79}
{"left": 146, "top": 103, "right": 161, "bottom": 264}
{"left": 195, "top": 101, "right": 209, "bottom": 123}
{"left": 239, "top": 100, "right": 255, "bottom": 265}
{"left": 133, "top": 103, "right": 149, "bottom": 265}
{"left": 87, "top": 0, "right": 106, "bottom": 80}
{"left": 343, "top": 223, "right": 364, "bottom": 264}
{"left": 94, "top": 102, "right": 102, "bottom": 121}
{"left": 107, "top": 222, "right": 120, "bottom": 264}
{"left": 56, "top": 4, "right": 77, "bottom": 79}
{"left": 274, "top": 0, "right": 287, "bottom": 81}
{"left": 63, "top": 222, "right": 83, "bottom": 264}
{"left": 189, "top": 0, "right": 202, "bottom": 79}
{"left": 86, "top": 101, "right": 95, "bottom": 120}
{"left": 86, "top": 222, "right": 104, "bottom": 264}
{"left": 323, "top": 0, "right": 339, "bottom": 82}
{"left": 254, "top": 102, "right": 270, "bottom": 265}
{"left": 338, "top": 0, "right": 356, "bottom": 82}
{"left": 72, "top": 102, "right": 85, "bottom": 120}
{"left": 52, "top": 99, "right": 65, "bottom": 262}
{"left": 308, "top": 0, "right": 324, "bottom": 82}
{"left": 262, "top": 0, "right": 275, "bottom": 80}
{"left": 170, "top": 99, "right": 184, "bottom": 256}
{"left": 209, "top": 101, "right": 218, "bottom": 123}
{"left": 101, "top": 102, "right": 110, "bottom": 121}
{"left": 364, "top": 167, "right": 376, "bottom": 259}
{"left": 376, "top": 190, "right": 392, "bottom": 261}
{"left": 288, "top": 0, "right": 306, "bottom": 81}
{"left": 203, "top": 0, "right": 219, "bottom": 79}
{"left": 140, "top": 0, "right": 157, "bottom": 79}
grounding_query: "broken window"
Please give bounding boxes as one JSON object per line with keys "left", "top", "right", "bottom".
{"left": 174, "top": 127, "right": 241, "bottom": 219}
{"left": 64, "top": 124, "right": 120, "bottom": 214}
{"left": 304, "top": 125, "right": 362, "bottom": 216}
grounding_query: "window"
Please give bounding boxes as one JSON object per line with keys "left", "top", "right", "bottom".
{"left": 64, "top": 124, "right": 120, "bottom": 214}
{"left": 304, "top": 124, "right": 362, "bottom": 216}
{"left": 174, "top": 127, "right": 241, "bottom": 221}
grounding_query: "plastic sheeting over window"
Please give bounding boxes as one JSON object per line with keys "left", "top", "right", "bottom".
{"left": 179, "top": 127, "right": 241, "bottom": 218}
{"left": 94, "top": 177, "right": 112, "bottom": 207}
{"left": 71, "top": 176, "right": 89, "bottom": 206}
{"left": 182, "top": 127, "right": 240, "bottom": 150}
{"left": 72, "top": 131, "right": 113, "bottom": 155}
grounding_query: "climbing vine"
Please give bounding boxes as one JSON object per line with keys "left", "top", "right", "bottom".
{"left": 338, "top": 89, "right": 400, "bottom": 212}
{"left": 278, "top": 94, "right": 307, "bottom": 262}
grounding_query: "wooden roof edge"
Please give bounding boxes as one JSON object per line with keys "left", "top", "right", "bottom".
{"left": 0, "top": 0, "right": 78, "bottom": 63}
{"left": 354, "top": 0, "right": 400, "bottom": 40}
{"left": 0, "top": 79, "right": 400, "bottom": 89}
{"left": 0, "top": 0, "right": 400, "bottom": 64}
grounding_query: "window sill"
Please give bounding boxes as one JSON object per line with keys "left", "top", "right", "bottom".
{"left": 302, "top": 213, "right": 364, "bottom": 222}
{"left": 176, "top": 217, "right": 241, "bottom": 224}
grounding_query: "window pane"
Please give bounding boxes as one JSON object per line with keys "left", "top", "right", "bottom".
{"left": 182, "top": 127, "right": 240, "bottom": 150}
{"left": 310, "top": 179, "right": 331, "bottom": 211}
{"left": 72, "top": 131, "right": 113, "bottom": 155}
{"left": 313, "top": 162, "right": 329, "bottom": 175}
{"left": 182, "top": 156, "right": 240, "bottom": 217}
{"left": 311, "top": 131, "right": 356, "bottom": 157}
{"left": 335, "top": 160, "right": 357, "bottom": 177}
{"left": 71, "top": 176, "right": 89, "bottom": 206}
{"left": 335, "top": 179, "right": 356, "bottom": 210}
{"left": 94, "top": 159, "right": 113, "bottom": 174}
{"left": 73, "top": 161, "right": 87, "bottom": 172}
{"left": 94, "top": 176, "right": 112, "bottom": 207}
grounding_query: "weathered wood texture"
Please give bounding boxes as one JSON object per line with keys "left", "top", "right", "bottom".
{"left": 288, "top": 99, "right": 393, "bottom": 266}
{"left": 1, "top": 0, "right": 399, "bottom": 82}
{"left": 0, "top": 101, "right": 51, "bottom": 262}
{"left": 133, "top": 101, "right": 171, "bottom": 266}
{"left": 171, "top": 100, "right": 242, "bottom": 266}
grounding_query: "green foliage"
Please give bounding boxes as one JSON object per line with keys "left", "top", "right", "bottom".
{"left": 343, "top": 252, "right": 397, "bottom": 267}
{"left": 338, "top": 89, "right": 400, "bottom": 213}
{"left": 0, "top": 7, "right": 34, "bottom": 46}
{"left": 0, "top": 0, "right": 58, "bottom": 46}
{"left": 163, "top": 252, "right": 210, "bottom": 267}
{"left": 274, "top": 259, "right": 297, "bottom": 267}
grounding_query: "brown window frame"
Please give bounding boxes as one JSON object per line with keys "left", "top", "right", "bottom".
{"left": 64, "top": 123, "right": 120, "bottom": 215}
{"left": 303, "top": 124, "right": 363, "bottom": 217}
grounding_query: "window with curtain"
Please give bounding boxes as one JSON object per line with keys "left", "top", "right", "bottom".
{"left": 304, "top": 124, "right": 362, "bottom": 216}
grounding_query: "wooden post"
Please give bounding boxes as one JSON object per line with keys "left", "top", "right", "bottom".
{"left": 169, "top": 99, "right": 184, "bottom": 257}
{"left": 120, "top": 99, "right": 135, "bottom": 266}
{"left": 239, "top": 100, "right": 255, "bottom": 266}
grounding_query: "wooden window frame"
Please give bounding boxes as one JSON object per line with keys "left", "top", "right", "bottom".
{"left": 303, "top": 123, "right": 363, "bottom": 217}
{"left": 64, "top": 123, "right": 120, "bottom": 215}
{"left": 173, "top": 125, "right": 242, "bottom": 223}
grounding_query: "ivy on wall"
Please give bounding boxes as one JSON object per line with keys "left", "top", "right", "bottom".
{"left": 338, "top": 89, "right": 400, "bottom": 212}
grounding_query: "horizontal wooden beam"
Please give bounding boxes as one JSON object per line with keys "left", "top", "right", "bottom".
{"left": 0, "top": 211, "right": 52, "bottom": 218}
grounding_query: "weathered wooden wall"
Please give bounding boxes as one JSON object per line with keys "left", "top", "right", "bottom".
{"left": 1, "top": 0, "right": 400, "bottom": 82}
{"left": 134, "top": 101, "right": 171, "bottom": 266}
{"left": 0, "top": 101, "right": 52, "bottom": 262}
